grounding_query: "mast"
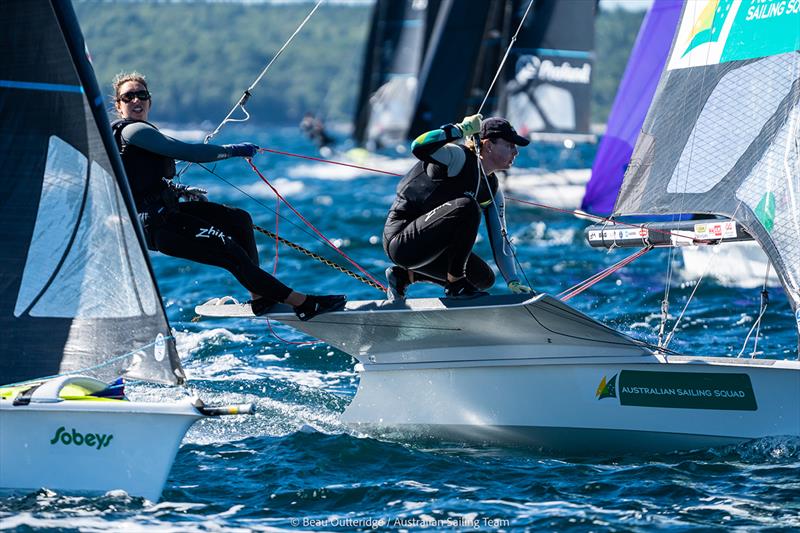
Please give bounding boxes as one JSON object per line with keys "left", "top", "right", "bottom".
{"left": 409, "top": 0, "right": 497, "bottom": 136}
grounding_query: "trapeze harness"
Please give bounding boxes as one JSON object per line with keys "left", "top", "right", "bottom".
{"left": 111, "top": 119, "right": 180, "bottom": 243}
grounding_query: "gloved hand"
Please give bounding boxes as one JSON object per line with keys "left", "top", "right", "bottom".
{"left": 225, "top": 142, "right": 259, "bottom": 158}
{"left": 457, "top": 113, "right": 482, "bottom": 137}
{"left": 508, "top": 280, "right": 535, "bottom": 294}
{"left": 173, "top": 183, "right": 208, "bottom": 202}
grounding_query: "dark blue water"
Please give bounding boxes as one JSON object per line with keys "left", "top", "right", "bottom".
{"left": 2, "top": 128, "right": 798, "bottom": 531}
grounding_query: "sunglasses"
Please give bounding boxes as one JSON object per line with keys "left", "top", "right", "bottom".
{"left": 118, "top": 90, "right": 151, "bottom": 103}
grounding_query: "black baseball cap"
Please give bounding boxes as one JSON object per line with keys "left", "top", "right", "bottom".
{"left": 480, "top": 117, "right": 530, "bottom": 146}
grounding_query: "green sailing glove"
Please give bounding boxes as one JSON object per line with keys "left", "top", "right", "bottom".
{"left": 457, "top": 113, "right": 482, "bottom": 137}
{"left": 508, "top": 280, "right": 535, "bottom": 294}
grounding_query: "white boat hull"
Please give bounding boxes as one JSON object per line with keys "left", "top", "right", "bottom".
{"left": 0, "top": 393, "right": 201, "bottom": 501}
{"left": 196, "top": 294, "right": 800, "bottom": 453}
{"left": 345, "top": 356, "right": 800, "bottom": 453}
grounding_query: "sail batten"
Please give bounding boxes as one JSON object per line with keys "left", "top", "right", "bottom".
{"left": 615, "top": 2, "right": 800, "bottom": 312}
{"left": 0, "top": 0, "right": 184, "bottom": 386}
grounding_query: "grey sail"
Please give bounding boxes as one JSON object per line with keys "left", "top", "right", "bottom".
{"left": 353, "top": 0, "right": 434, "bottom": 148}
{"left": 499, "top": 0, "right": 596, "bottom": 141}
{"left": 614, "top": 2, "right": 800, "bottom": 310}
{"left": 410, "top": 0, "right": 501, "bottom": 136}
{"left": 0, "top": 0, "right": 184, "bottom": 385}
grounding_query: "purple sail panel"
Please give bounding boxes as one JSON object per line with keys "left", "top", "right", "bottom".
{"left": 580, "top": 0, "right": 682, "bottom": 215}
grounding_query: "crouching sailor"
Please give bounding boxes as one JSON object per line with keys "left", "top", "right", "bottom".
{"left": 111, "top": 71, "right": 345, "bottom": 320}
{"left": 383, "top": 114, "right": 535, "bottom": 300}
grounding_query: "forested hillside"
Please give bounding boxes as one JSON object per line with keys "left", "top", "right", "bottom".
{"left": 74, "top": 1, "right": 644, "bottom": 127}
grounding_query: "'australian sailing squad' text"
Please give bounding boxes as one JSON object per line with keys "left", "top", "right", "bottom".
{"left": 621, "top": 387, "right": 747, "bottom": 398}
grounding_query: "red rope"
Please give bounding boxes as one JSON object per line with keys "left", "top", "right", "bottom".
{"left": 558, "top": 247, "right": 652, "bottom": 301}
{"left": 259, "top": 148, "right": 403, "bottom": 177}
{"left": 246, "top": 159, "right": 388, "bottom": 291}
{"left": 273, "top": 196, "right": 280, "bottom": 275}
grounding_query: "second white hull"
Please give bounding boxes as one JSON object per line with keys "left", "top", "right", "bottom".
{"left": 196, "top": 294, "right": 800, "bottom": 453}
{"left": 0, "top": 396, "right": 201, "bottom": 501}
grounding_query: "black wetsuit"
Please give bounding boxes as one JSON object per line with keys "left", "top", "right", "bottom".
{"left": 112, "top": 119, "right": 291, "bottom": 302}
{"left": 383, "top": 145, "right": 500, "bottom": 289}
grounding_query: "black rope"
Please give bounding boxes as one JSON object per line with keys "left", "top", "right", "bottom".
{"left": 252, "top": 224, "right": 383, "bottom": 291}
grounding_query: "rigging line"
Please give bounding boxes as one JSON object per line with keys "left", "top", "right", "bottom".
{"left": 662, "top": 258, "right": 711, "bottom": 349}
{"left": 558, "top": 246, "right": 651, "bottom": 301}
{"left": 205, "top": 0, "right": 327, "bottom": 143}
{"left": 252, "top": 224, "right": 384, "bottom": 291}
{"left": 194, "top": 162, "right": 385, "bottom": 291}
{"left": 195, "top": 162, "right": 335, "bottom": 247}
{"left": 473, "top": 140, "right": 533, "bottom": 288}
{"left": 259, "top": 147, "right": 403, "bottom": 176}
{"left": 738, "top": 266, "right": 772, "bottom": 358}
{"left": 247, "top": 159, "right": 387, "bottom": 291}
{"left": 738, "top": 291, "right": 769, "bottom": 358}
{"left": 476, "top": 0, "right": 536, "bottom": 115}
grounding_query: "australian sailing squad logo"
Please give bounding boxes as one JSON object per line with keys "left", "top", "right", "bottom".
{"left": 596, "top": 371, "right": 757, "bottom": 410}
{"left": 596, "top": 374, "right": 618, "bottom": 400}
{"left": 669, "top": 0, "right": 800, "bottom": 70}
{"left": 669, "top": 0, "right": 739, "bottom": 69}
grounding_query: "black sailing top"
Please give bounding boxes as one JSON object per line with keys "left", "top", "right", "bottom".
{"left": 384, "top": 124, "right": 519, "bottom": 284}
{"left": 111, "top": 119, "right": 230, "bottom": 211}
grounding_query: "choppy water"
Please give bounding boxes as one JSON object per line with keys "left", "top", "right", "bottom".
{"left": 2, "top": 128, "right": 798, "bottom": 531}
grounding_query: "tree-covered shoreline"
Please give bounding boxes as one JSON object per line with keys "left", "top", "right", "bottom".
{"left": 75, "top": 0, "right": 644, "bottom": 128}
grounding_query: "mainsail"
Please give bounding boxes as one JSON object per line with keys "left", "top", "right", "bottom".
{"left": 410, "top": 0, "right": 503, "bottom": 135}
{"left": 0, "top": 0, "right": 184, "bottom": 385}
{"left": 499, "top": 0, "right": 596, "bottom": 141}
{"left": 353, "top": 0, "right": 437, "bottom": 148}
{"left": 581, "top": 0, "right": 682, "bottom": 215}
{"left": 615, "top": 1, "right": 800, "bottom": 309}
{"left": 409, "top": 0, "right": 595, "bottom": 140}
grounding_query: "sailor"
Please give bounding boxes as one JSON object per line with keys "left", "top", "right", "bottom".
{"left": 383, "top": 114, "right": 535, "bottom": 300}
{"left": 111, "top": 72, "right": 346, "bottom": 320}
{"left": 299, "top": 111, "right": 334, "bottom": 154}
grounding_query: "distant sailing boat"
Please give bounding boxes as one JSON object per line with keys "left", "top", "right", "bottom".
{"left": 353, "top": 0, "right": 438, "bottom": 150}
{"left": 415, "top": 0, "right": 598, "bottom": 209}
{"left": 411, "top": 0, "right": 595, "bottom": 142}
{"left": 199, "top": 0, "right": 800, "bottom": 453}
{"left": 0, "top": 0, "right": 249, "bottom": 500}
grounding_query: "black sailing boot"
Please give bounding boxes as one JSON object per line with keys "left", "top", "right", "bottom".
{"left": 295, "top": 294, "right": 347, "bottom": 321}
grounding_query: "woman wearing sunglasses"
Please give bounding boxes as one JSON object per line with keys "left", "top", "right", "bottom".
{"left": 111, "top": 72, "right": 346, "bottom": 320}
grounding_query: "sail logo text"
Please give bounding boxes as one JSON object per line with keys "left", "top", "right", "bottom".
{"left": 516, "top": 56, "right": 591, "bottom": 85}
{"left": 49, "top": 426, "right": 113, "bottom": 450}
{"left": 747, "top": 0, "right": 800, "bottom": 21}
